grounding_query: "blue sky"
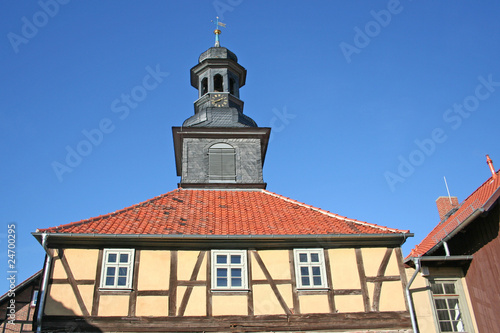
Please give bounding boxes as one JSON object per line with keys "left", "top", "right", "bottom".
{"left": 1, "top": 0, "right": 500, "bottom": 293}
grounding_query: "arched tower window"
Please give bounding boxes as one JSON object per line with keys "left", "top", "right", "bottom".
{"left": 201, "top": 77, "right": 208, "bottom": 96}
{"left": 209, "top": 143, "right": 236, "bottom": 181}
{"left": 229, "top": 78, "right": 235, "bottom": 95}
{"left": 214, "top": 74, "right": 223, "bottom": 92}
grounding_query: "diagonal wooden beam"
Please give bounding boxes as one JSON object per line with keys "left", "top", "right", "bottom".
{"left": 251, "top": 250, "right": 292, "bottom": 316}
{"left": 372, "top": 248, "right": 393, "bottom": 311}
{"left": 58, "top": 249, "right": 90, "bottom": 317}
{"left": 395, "top": 247, "right": 409, "bottom": 311}
{"left": 355, "top": 248, "right": 370, "bottom": 312}
{"left": 91, "top": 249, "right": 103, "bottom": 316}
{"left": 177, "top": 251, "right": 206, "bottom": 316}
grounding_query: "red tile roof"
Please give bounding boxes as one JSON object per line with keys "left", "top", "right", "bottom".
{"left": 408, "top": 170, "right": 500, "bottom": 259}
{"left": 38, "top": 189, "right": 408, "bottom": 236}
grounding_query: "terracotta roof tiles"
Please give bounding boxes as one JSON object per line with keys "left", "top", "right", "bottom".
{"left": 408, "top": 170, "right": 500, "bottom": 259}
{"left": 38, "top": 189, "right": 409, "bottom": 236}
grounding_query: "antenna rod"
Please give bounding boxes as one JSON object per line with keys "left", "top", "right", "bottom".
{"left": 444, "top": 176, "right": 452, "bottom": 204}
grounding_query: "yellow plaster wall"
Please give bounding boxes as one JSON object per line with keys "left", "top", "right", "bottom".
{"left": 361, "top": 247, "right": 389, "bottom": 277}
{"left": 137, "top": 250, "right": 170, "bottom": 291}
{"left": 406, "top": 268, "right": 437, "bottom": 333}
{"left": 64, "top": 249, "right": 99, "bottom": 280}
{"left": 253, "top": 284, "right": 292, "bottom": 315}
{"left": 136, "top": 296, "right": 168, "bottom": 316}
{"left": 51, "top": 258, "right": 66, "bottom": 279}
{"left": 328, "top": 249, "right": 360, "bottom": 289}
{"left": 252, "top": 250, "right": 291, "bottom": 280}
{"left": 385, "top": 249, "right": 401, "bottom": 276}
{"left": 212, "top": 294, "right": 247, "bottom": 316}
{"left": 177, "top": 251, "right": 206, "bottom": 281}
{"left": 176, "top": 286, "right": 206, "bottom": 316}
{"left": 378, "top": 281, "right": 406, "bottom": 311}
{"left": 334, "top": 294, "right": 364, "bottom": 313}
{"left": 98, "top": 295, "right": 129, "bottom": 316}
{"left": 298, "top": 294, "right": 330, "bottom": 314}
{"left": 45, "top": 284, "right": 82, "bottom": 316}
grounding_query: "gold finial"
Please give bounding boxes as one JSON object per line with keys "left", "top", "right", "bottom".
{"left": 211, "top": 16, "right": 226, "bottom": 47}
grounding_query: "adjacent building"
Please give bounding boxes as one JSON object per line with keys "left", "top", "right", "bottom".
{"left": 406, "top": 156, "right": 500, "bottom": 333}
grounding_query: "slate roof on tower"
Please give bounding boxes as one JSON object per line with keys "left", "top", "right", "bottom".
{"left": 37, "top": 189, "right": 409, "bottom": 236}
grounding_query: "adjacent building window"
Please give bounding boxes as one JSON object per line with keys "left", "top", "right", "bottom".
{"left": 429, "top": 279, "right": 471, "bottom": 332}
{"left": 294, "top": 249, "right": 328, "bottom": 289}
{"left": 211, "top": 250, "right": 248, "bottom": 290}
{"left": 209, "top": 143, "right": 236, "bottom": 182}
{"left": 100, "top": 249, "right": 135, "bottom": 289}
{"left": 31, "top": 290, "right": 39, "bottom": 307}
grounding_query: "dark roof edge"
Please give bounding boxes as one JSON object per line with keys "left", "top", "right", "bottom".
{"left": 32, "top": 232, "right": 413, "bottom": 248}
{"left": 0, "top": 269, "right": 42, "bottom": 303}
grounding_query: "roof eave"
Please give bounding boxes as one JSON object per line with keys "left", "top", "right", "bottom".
{"left": 32, "top": 232, "right": 413, "bottom": 249}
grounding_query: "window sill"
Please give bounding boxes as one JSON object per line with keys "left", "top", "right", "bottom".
{"left": 211, "top": 289, "right": 250, "bottom": 293}
{"left": 98, "top": 288, "right": 133, "bottom": 294}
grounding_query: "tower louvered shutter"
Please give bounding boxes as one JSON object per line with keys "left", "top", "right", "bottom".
{"left": 209, "top": 144, "right": 236, "bottom": 181}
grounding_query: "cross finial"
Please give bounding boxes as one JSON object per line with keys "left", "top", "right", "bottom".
{"left": 211, "top": 16, "right": 226, "bottom": 47}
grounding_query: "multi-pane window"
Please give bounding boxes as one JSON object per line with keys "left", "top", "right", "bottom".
{"left": 100, "top": 249, "right": 135, "bottom": 289}
{"left": 430, "top": 280, "right": 468, "bottom": 332}
{"left": 294, "top": 249, "right": 328, "bottom": 289}
{"left": 211, "top": 250, "right": 247, "bottom": 290}
{"left": 209, "top": 143, "right": 236, "bottom": 182}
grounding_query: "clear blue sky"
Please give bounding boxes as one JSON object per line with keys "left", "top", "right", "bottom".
{"left": 2, "top": 1, "right": 500, "bottom": 293}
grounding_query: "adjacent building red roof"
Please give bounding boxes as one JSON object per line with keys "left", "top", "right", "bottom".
{"left": 38, "top": 189, "right": 408, "bottom": 236}
{"left": 408, "top": 170, "right": 500, "bottom": 258}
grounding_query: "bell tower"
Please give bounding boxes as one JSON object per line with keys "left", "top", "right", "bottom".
{"left": 172, "top": 24, "right": 270, "bottom": 189}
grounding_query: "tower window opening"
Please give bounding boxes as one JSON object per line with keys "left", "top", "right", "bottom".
{"left": 214, "top": 74, "right": 223, "bottom": 92}
{"left": 229, "top": 78, "right": 235, "bottom": 95}
{"left": 201, "top": 77, "right": 208, "bottom": 96}
{"left": 209, "top": 143, "right": 236, "bottom": 182}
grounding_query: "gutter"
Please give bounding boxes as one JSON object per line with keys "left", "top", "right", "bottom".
{"left": 36, "top": 233, "right": 53, "bottom": 333}
{"left": 405, "top": 257, "right": 421, "bottom": 333}
{"left": 426, "top": 208, "right": 484, "bottom": 256}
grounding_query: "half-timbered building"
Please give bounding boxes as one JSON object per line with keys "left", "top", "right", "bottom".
{"left": 406, "top": 156, "right": 500, "bottom": 333}
{"left": 32, "top": 34, "right": 414, "bottom": 332}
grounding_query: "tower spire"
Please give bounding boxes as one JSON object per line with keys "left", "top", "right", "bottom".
{"left": 212, "top": 16, "right": 226, "bottom": 47}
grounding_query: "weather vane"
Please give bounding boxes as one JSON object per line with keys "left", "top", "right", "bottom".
{"left": 211, "top": 16, "right": 226, "bottom": 47}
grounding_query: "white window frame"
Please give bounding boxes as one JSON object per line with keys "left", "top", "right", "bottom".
{"left": 100, "top": 249, "right": 135, "bottom": 289}
{"left": 294, "top": 248, "right": 328, "bottom": 289}
{"left": 211, "top": 250, "right": 248, "bottom": 290}
{"left": 30, "top": 290, "right": 39, "bottom": 307}
{"left": 428, "top": 278, "right": 474, "bottom": 333}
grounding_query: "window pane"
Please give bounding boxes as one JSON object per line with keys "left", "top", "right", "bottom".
{"left": 453, "top": 320, "right": 465, "bottom": 332}
{"left": 105, "top": 276, "right": 114, "bottom": 286}
{"left": 108, "top": 253, "right": 117, "bottom": 263}
{"left": 231, "top": 268, "right": 241, "bottom": 277}
{"left": 217, "top": 268, "right": 227, "bottom": 277}
{"left": 230, "top": 255, "right": 241, "bottom": 264}
{"left": 217, "top": 278, "right": 227, "bottom": 287}
{"left": 439, "top": 321, "right": 453, "bottom": 332}
{"left": 119, "top": 253, "right": 129, "bottom": 263}
{"left": 300, "top": 267, "right": 309, "bottom": 276}
{"left": 437, "top": 309, "right": 450, "bottom": 320}
{"left": 312, "top": 266, "right": 321, "bottom": 276}
{"left": 313, "top": 276, "right": 322, "bottom": 286}
{"left": 301, "top": 276, "right": 310, "bottom": 286}
{"left": 231, "top": 278, "right": 242, "bottom": 287}
{"left": 444, "top": 283, "right": 456, "bottom": 294}
{"left": 216, "top": 255, "right": 227, "bottom": 264}
{"left": 310, "top": 253, "right": 319, "bottom": 262}
{"left": 435, "top": 299, "right": 447, "bottom": 309}
{"left": 431, "top": 283, "right": 444, "bottom": 295}
{"left": 299, "top": 253, "right": 308, "bottom": 263}
{"left": 118, "top": 267, "right": 128, "bottom": 276}
{"left": 106, "top": 267, "right": 115, "bottom": 276}
{"left": 117, "top": 277, "right": 127, "bottom": 286}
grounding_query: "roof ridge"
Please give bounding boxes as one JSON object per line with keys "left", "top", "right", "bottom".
{"left": 262, "top": 190, "right": 409, "bottom": 233}
{"left": 38, "top": 189, "right": 182, "bottom": 232}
